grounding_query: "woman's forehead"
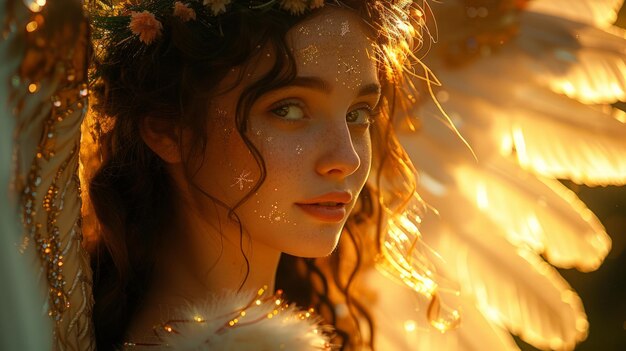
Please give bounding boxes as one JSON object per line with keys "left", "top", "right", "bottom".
{"left": 215, "top": 7, "right": 379, "bottom": 97}
{"left": 287, "top": 7, "right": 379, "bottom": 90}
{"left": 288, "top": 7, "right": 374, "bottom": 50}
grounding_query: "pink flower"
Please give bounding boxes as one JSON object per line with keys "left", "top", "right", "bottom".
{"left": 129, "top": 11, "right": 163, "bottom": 45}
{"left": 280, "top": 0, "right": 307, "bottom": 15}
{"left": 309, "top": 0, "right": 324, "bottom": 9}
{"left": 173, "top": 2, "right": 197, "bottom": 22}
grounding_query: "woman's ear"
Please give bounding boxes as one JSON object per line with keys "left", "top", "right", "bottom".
{"left": 139, "top": 116, "right": 182, "bottom": 164}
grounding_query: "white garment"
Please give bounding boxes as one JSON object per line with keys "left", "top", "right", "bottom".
{"left": 1, "top": 1, "right": 95, "bottom": 350}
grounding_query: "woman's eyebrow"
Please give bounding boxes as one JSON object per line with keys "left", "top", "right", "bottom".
{"left": 284, "top": 76, "right": 381, "bottom": 97}
{"left": 289, "top": 76, "right": 331, "bottom": 92}
{"left": 357, "top": 83, "right": 382, "bottom": 98}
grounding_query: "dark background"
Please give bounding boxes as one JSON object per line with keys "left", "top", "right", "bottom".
{"left": 518, "top": 4, "right": 626, "bottom": 351}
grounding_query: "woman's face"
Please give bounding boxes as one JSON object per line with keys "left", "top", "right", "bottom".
{"left": 194, "top": 8, "right": 380, "bottom": 257}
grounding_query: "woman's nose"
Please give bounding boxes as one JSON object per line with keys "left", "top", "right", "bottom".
{"left": 315, "top": 122, "right": 361, "bottom": 179}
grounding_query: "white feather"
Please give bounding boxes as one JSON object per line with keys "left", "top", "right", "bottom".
{"left": 420, "top": 44, "right": 626, "bottom": 185}
{"left": 528, "top": 0, "right": 624, "bottom": 28}
{"left": 399, "top": 131, "right": 611, "bottom": 270}
{"left": 360, "top": 269, "right": 520, "bottom": 351}
{"left": 519, "top": 11, "right": 626, "bottom": 104}
{"left": 419, "top": 212, "right": 588, "bottom": 351}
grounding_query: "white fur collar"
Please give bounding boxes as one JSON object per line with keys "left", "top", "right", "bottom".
{"left": 124, "top": 289, "right": 333, "bottom": 350}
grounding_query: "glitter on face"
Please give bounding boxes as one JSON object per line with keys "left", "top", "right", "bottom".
{"left": 336, "top": 54, "right": 362, "bottom": 89}
{"left": 342, "top": 59, "right": 357, "bottom": 74}
{"left": 214, "top": 107, "right": 232, "bottom": 143}
{"left": 258, "top": 202, "right": 291, "bottom": 224}
{"left": 300, "top": 44, "right": 320, "bottom": 65}
{"left": 291, "top": 11, "right": 367, "bottom": 90}
{"left": 298, "top": 26, "right": 310, "bottom": 36}
{"left": 295, "top": 145, "right": 303, "bottom": 155}
{"left": 340, "top": 21, "right": 350, "bottom": 36}
{"left": 231, "top": 169, "right": 254, "bottom": 191}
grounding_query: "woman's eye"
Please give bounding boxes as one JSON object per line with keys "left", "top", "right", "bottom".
{"left": 271, "top": 103, "right": 305, "bottom": 121}
{"left": 346, "top": 107, "right": 372, "bottom": 125}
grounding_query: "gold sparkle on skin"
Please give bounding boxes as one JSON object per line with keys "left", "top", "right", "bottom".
{"left": 300, "top": 44, "right": 320, "bottom": 65}
{"left": 231, "top": 169, "right": 254, "bottom": 190}
{"left": 340, "top": 21, "right": 350, "bottom": 36}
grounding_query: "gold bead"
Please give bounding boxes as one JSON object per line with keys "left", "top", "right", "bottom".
{"left": 26, "top": 21, "right": 38, "bottom": 33}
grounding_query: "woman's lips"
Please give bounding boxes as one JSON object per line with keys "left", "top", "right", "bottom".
{"left": 295, "top": 203, "right": 347, "bottom": 222}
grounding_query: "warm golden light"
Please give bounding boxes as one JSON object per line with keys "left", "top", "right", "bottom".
{"left": 26, "top": 21, "right": 38, "bottom": 32}
{"left": 475, "top": 183, "right": 489, "bottom": 210}
{"left": 512, "top": 126, "right": 528, "bottom": 165}
{"left": 404, "top": 320, "right": 417, "bottom": 332}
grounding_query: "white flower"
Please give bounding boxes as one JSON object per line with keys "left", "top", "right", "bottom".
{"left": 203, "top": 0, "right": 232, "bottom": 15}
{"left": 280, "top": 0, "right": 308, "bottom": 15}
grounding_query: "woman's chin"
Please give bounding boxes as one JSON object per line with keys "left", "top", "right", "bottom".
{"left": 283, "top": 234, "right": 341, "bottom": 258}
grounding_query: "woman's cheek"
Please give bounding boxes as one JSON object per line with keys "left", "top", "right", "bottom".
{"left": 262, "top": 135, "right": 308, "bottom": 181}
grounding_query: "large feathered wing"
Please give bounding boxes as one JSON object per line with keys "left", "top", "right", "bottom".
{"left": 376, "top": 0, "right": 622, "bottom": 350}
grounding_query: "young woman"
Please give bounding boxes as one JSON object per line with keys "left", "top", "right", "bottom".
{"left": 85, "top": 0, "right": 428, "bottom": 349}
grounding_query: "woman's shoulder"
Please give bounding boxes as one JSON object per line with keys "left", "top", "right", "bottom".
{"left": 125, "top": 288, "right": 333, "bottom": 350}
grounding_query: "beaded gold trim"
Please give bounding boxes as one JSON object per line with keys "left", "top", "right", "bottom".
{"left": 6, "top": 1, "right": 95, "bottom": 350}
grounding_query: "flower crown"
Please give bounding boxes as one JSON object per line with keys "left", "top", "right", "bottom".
{"left": 90, "top": 0, "right": 432, "bottom": 81}
{"left": 91, "top": 0, "right": 326, "bottom": 47}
